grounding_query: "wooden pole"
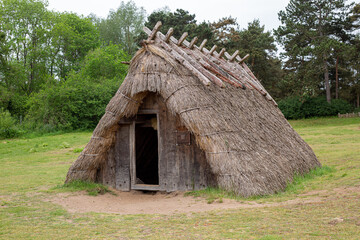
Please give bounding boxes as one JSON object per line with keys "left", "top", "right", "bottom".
{"left": 189, "top": 37, "right": 198, "bottom": 49}
{"left": 148, "top": 21, "right": 162, "bottom": 40}
{"left": 239, "top": 54, "right": 250, "bottom": 63}
{"left": 199, "top": 39, "right": 207, "bottom": 51}
{"left": 165, "top": 28, "right": 174, "bottom": 43}
{"left": 178, "top": 32, "right": 188, "bottom": 46}
{"left": 229, "top": 50, "right": 239, "bottom": 62}
{"left": 209, "top": 45, "right": 217, "bottom": 55}
{"left": 218, "top": 48, "right": 226, "bottom": 58}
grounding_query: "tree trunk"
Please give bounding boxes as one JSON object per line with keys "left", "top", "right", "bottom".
{"left": 324, "top": 57, "right": 331, "bottom": 103}
{"left": 335, "top": 55, "right": 339, "bottom": 99}
{"left": 357, "top": 92, "right": 360, "bottom": 108}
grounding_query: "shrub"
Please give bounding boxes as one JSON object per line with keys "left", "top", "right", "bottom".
{"left": 301, "top": 96, "right": 333, "bottom": 118}
{"left": 331, "top": 99, "right": 354, "bottom": 114}
{"left": 278, "top": 96, "right": 354, "bottom": 119}
{"left": 0, "top": 108, "right": 20, "bottom": 138}
{"left": 26, "top": 44, "right": 129, "bottom": 130}
{"left": 277, "top": 96, "right": 306, "bottom": 119}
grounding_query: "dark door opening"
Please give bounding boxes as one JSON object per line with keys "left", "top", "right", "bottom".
{"left": 135, "top": 114, "right": 159, "bottom": 185}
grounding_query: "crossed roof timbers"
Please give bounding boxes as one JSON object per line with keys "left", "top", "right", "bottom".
{"left": 142, "top": 21, "right": 277, "bottom": 106}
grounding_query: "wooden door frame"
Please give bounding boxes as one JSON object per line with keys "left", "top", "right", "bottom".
{"left": 130, "top": 110, "right": 161, "bottom": 191}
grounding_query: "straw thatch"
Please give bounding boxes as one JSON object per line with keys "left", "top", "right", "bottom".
{"left": 65, "top": 23, "right": 320, "bottom": 197}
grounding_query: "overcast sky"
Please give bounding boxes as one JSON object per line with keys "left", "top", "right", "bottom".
{"left": 45, "top": 0, "right": 291, "bottom": 32}
{"left": 47, "top": 0, "right": 360, "bottom": 32}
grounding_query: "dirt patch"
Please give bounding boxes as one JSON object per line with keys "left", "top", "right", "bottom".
{"left": 47, "top": 186, "right": 360, "bottom": 215}
{"left": 48, "top": 190, "right": 326, "bottom": 215}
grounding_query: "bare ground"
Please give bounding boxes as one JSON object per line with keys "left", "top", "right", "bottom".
{"left": 48, "top": 186, "right": 360, "bottom": 215}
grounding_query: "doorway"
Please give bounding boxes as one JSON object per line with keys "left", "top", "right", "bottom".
{"left": 134, "top": 114, "right": 159, "bottom": 186}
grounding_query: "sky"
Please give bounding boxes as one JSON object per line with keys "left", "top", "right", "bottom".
{"left": 47, "top": 0, "right": 293, "bottom": 32}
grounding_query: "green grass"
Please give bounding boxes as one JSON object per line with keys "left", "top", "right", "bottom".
{"left": 0, "top": 117, "right": 359, "bottom": 239}
{"left": 187, "top": 165, "right": 336, "bottom": 202}
{"left": 54, "top": 180, "right": 112, "bottom": 196}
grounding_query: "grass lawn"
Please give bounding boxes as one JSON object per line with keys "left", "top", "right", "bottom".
{"left": 1, "top": 117, "right": 359, "bottom": 239}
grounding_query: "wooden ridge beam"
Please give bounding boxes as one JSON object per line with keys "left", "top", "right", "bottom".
{"left": 218, "top": 48, "right": 226, "bottom": 58}
{"left": 143, "top": 26, "right": 211, "bottom": 86}
{"left": 199, "top": 39, "right": 207, "bottom": 51}
{"left": 148, "top": 21, "right": 162, "bottom": 40}
{"left": 189, "top": 37, "right": 198, "bottom": 49}
{"left": 178, "top": 32, "right": 188, "bottom": 46}
{"left": 209, "top": 45, "right": 217, "bottom": 55}
{"left": 165, "top": 28, "right": 174, "bottom": 42}
{"left": 239, "top": 54, "right": 250, "bottom": 63}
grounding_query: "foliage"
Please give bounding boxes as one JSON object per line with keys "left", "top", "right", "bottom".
{"left": 277, "top": 96, "right": 305, "bottom": 119}
{"left": 143, "top": 8, "right": 216, "bottom": 47}
{"left": 97, "top": 0, "right": 146, "bottom": 55}
{"left": 0, "top": 108, "right": 21, "bottom": 138}
{"left": 275, "top": 0, "right": 355, "bottom": 103}
{"left": 26, "top": 45, "right": 129, "bottom": 130}
{"left": 50, "top": 12, "right": 101, "bottom": 80}
{"left": 278, "top": 96, "right": 354, "bottom": 119}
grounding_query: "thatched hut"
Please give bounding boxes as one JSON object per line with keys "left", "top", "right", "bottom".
{"left": 65, "top": 22, "right": 320, "bottom": 197}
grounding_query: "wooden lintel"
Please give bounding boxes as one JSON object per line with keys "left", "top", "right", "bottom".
{"left": 218, "top": 48, "right": 226, "bottom": 58}
{"left": 239, "top": 54, "right": 250, "bottom": 63}
{"left": 199, "top": 39, "right": 207, "bottom": 51}
{"left": 229, "top": 50, "right": 239, "bottom": 62}
{"left": 189, "top": 37, "right": 198, "bottom": 49}
{"left": 165, "top": 28, "right": 174, "bottom": 42}
{"left": 209, "top": 45, "right": 217, "bottom": 55}
{"left": 148, "top": 21, "right": 162, "bottom": 40}
{"left": 178, "top": 32, "right": 188, "bottom": 46}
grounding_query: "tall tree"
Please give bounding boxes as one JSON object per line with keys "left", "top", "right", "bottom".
{"left": 0, "top": 0, "right": 52, "bottom": 95}
{"left": 98, "top": 0, "right": 146, "bottom": 55}
{"left": 275, "top": 0, "right": 354, "bottom": 102}
{"left": 50, "top": 12, "right": 100, "bottom": 80}
{"left": 213, "top": 19, "right": 282, "bottom": 98}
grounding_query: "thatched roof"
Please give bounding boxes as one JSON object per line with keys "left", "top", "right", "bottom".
{"left": 66, "top": 22, "right": 320, "bottom": 197}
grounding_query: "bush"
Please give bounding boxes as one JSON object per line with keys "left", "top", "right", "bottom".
{"left": 330, "top": 99, "right": 354, "bottom": 115}
{"left": 278, "top": 96, "right": 354, "bottom": 119}
{"left": 277, "top": 96, "right": 305, "bottom": 119}
{"left": 0, "top": 108, "right": 21, "bottom": 138}
{"left": 26, "top": 44, "right": 129, "bottom": 130}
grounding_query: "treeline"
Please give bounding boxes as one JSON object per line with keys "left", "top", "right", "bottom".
{"left": 1, "top": 0, "right": 360, "bottom": 138}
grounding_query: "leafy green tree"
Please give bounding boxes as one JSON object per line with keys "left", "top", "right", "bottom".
{"left": 0, "top": 0, "right": 52, "bottom": 95}
{"left": 275, "top": 0, "right": 354, "bottom": 103}
{"left": 50, "top": 12, "right": 100, "bottom": 80}
{"left": 27, "top": 44, "right": 129, "bottom": 129}
{"left": 98, "top": 0, "right": 146, "bottom": 55}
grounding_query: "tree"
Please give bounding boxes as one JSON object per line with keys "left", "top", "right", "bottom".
{"left": 212, "top": 19, "right": 283, "bottom": 98}
{"left": 275, "top": 0, "right": 354, "bottom": 103}
{"left": 50, "top": 12, "right": 100, "bottom": 80}
{"left": 27, "top": 44, "right": 129, "bottom": 129}
{"left": 0, "top": 0, "right": 52, "bottom": 95}
{"left": 144, "top": 8, "right": 216, "bottom": 47}
{"left": 98, "top": 1, "right": 146, "bottom": 55}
